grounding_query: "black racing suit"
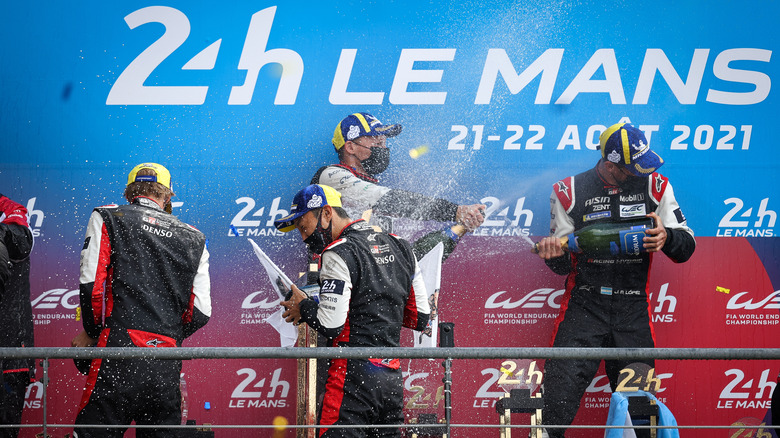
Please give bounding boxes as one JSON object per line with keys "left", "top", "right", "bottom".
{"left": 541, "top": 165, "right": 695, "bottom": 437}
{"left": 297, "top": 220, "right": 430, "bottom": 437}
{"left": 74, "top": 196, "right": 211, "bottom": 438}
{"left": 0, "top": 194, "right": 34, "bottom": 438}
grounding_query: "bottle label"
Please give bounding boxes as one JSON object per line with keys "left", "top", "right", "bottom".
{"left": 619, "top": 228, "right": 647, "bottom": 255}
{"left": 567, "top": 234, "right": 581, "bottom": 252}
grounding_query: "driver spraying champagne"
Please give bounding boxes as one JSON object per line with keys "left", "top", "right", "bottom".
{"left": 534, "top": 122, "right": 695, "bottom": 437}
{"left": 311, "top": 112, "right": 485, "bottom": 261}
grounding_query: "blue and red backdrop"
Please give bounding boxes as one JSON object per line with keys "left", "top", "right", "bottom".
{"left": 2, "top": 2, "right": 778, "bottom": 437}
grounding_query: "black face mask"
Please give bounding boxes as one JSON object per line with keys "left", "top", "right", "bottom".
{"left": 361, "top": 147, "right": 390, "bottom": 175}
{"left": 618, "top": 173, "right": 645, "bottom": 190}
{"left": 304, "top": 210, "right": 333, "bottom": 254}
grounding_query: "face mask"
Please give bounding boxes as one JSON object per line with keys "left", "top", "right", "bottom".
{"left": 617, "top": 173, "right": 645, "bottom": 190}
{"left": 361, "top": 147, "right": 390, "bottom": 175}
{"left": 303, "top": 210, "right": 333, "bottom": 254}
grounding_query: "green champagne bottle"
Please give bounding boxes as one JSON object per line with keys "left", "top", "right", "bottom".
{"left": 412, "top": 224, "right": 466, "bottom": 262}
{"left": 534, "top": 218, "right": 654, "bottom": 256}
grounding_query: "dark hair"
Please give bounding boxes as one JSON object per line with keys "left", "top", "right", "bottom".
{"left": 332, "top": 206, "right": 350, "bottom": 219}
{"left": 336, "top": 146, "right": 348, "bottom": 162}
{"left": 311, "top": 206, "right": 350, "bottom": 220}
{"left": 123, "top": 168, "right": 174, "bottom": 203}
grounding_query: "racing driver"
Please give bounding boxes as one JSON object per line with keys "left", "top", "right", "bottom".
{"left": 534, "top": 122, "right": 696, "bottom": 437}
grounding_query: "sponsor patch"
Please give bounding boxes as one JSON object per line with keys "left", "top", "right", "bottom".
{"left": 555, "top": 180, "right": 571, "bottom": 200}
{"left": 674, "top": 207, "right": 686, "bottom": 223}
{"left": 584, "top": 211, "right": 611, "bottom": 222}
{"left": 620, "top": 203, "right": 646, "bottom": 218}
{"left": 347, "top": 125, "right": 360, "bottom": 140}
{"left": 320, "top": 279, "right": 345, "bottom": 296}
{"left": 307, "top": 194, "right": 323, "bottom": 209}
{"left": 82, "top": 236, "right": 91, "bottom": 250}
{"left": 370, "top": 243, "right": 391, "bottom": 254}
{"left": 620, "top": 193, "right": 645, "bottom": 202}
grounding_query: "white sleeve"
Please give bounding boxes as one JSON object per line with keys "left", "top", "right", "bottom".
{"left": 79, "top": 211, "right": 105, "bottom": 284}
{"left": 316, "top": 166, "right": 391, "bottom": 214}
{"left": 550, "top": 190, "right": 575, "bottom": 238}
{"left": 192, "top": 247, "right": 212, "bottom": 317}
{"left": 656, "top": 182, "right": 694, "bottom": 238}
{"left": 316, "top": 250, "right": 353, "bottom": 330}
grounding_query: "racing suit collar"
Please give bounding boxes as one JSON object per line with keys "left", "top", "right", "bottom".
{"left": 335, "top": 164, "right": 378, "bottom": 183}
{"left": 132, "top": 196, "right": 164, "bottom": 210}
{"left": 335, "top": 219, "right": 369, "bottom": 240}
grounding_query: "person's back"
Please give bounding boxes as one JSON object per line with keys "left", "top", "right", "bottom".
{"left": 92, "top": 199, "right": 206, "bottom": 343}
{"left": 321, "top": 220, "right": 418, "bottom": 349}
{"left": 0, "top": 193, "right": 34, "bottom": 438}
{"left": 74, "top": 163, "right": 211, "bottom": 438}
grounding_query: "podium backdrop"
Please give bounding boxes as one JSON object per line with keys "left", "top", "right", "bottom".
{"left": 2, "top": 1, "right": 778, "bottom": 436}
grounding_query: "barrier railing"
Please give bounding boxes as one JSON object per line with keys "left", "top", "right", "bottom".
{"left": 1, "top": 347, "right": 779, "bottom": 435}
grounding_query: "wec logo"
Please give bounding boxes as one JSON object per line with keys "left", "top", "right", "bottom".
{"left": 31, "top": 289, "right": 79, "bottom": 310}
{"left": 241, "top": 291, "right": 280, "bottom": 309}
{"left": 619, "top": 203, "right": 646, "bottom": 218}
{"left": 726, "top": 291, "right": 780, "bottom": 310}
{"left": 485, "top": 289, "right": 563, "bottom": 310}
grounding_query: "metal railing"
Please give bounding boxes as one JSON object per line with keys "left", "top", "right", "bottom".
{"left": 2, "top": 346, "right": 779, "bottom": 435}
{"left": 5, "top": 346, "right": 780, "bottom": 360}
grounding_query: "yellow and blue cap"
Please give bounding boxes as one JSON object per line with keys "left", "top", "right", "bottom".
{"left": 274, "top": 184, "right": 343, "bottom": 232}
{"left": 332, "top": 112, "right": 402, "bottom": 150}
{"left": 127, "top": 162, "right": 172, "bottom": 190}
{"left": 599, "top": 123, "right": 663, "bottom": 176}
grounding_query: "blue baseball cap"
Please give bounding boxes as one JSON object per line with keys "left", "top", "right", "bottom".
{"left": 599, "top": 123, "right": 664, "bottom": 176}
{"left": 273, "top": 184, "right": 343, "bottom": 232}
{"left": 332, "top": 112, "right": 402, "bottom": 150}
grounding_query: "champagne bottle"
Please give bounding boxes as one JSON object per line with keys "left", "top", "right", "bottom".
{"left": 533, "top": 218, "right": 654, "bottom": 256}
{"left": 412, "top": 224, "right": 467, "bottom": 262}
